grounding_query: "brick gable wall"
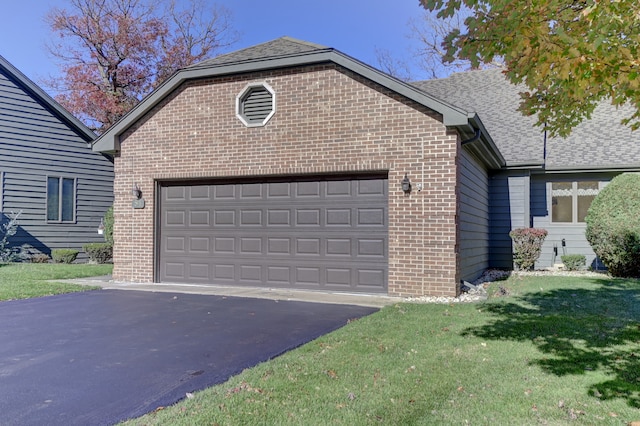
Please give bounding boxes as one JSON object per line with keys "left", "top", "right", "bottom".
{"left": 112, "top": 64, "right": 461, "bottom": 297}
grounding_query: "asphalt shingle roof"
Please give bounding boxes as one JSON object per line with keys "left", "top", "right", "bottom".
{"left": 187, "top": 38, "right": 640, "bottom": 170}
{"left": 190, "top": 37, "right": 330, "bottom": 68}
{"left": 413, "top": 69, "right": 640, "bottom": 169}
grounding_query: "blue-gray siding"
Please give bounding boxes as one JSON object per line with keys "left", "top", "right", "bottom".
{"left": 489, "top": 171, "right": 530, "bottom": 269}
{"left": 531, "top": 173, "right": 613, "bottom": 270}
{"left": 0, "top": 66, "right": 113, "bottom": 260}
{"left": 458, "top": 147, "right": 490, "bottom": 281}
{"left": 490, "top": 170, "right": 615, "bottom": 270}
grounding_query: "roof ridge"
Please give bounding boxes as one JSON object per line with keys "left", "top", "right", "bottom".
{"left": 277, "top": 36, "right": 329, "bottom": 50}
{"left": 188, "top": 36, "right": 331, "bottom": 70}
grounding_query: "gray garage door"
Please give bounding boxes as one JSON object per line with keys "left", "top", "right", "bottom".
{"left": 158, "top": 176, "right": 388, "bottom": 293}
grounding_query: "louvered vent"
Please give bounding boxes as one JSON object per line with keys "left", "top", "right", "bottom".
{"left": 236, "top": 83, "right": 275, "bottom": 127}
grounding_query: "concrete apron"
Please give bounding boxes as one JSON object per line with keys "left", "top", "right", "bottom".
{"left": 59, "top": 276, "right": 404, "bottom": 308}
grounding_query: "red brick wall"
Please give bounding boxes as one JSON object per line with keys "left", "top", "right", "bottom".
{"left": 112, "top": 64, "right": 461, "bottom": 297}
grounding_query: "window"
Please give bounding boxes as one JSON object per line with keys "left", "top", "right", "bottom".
{"left": 47, "top": 177, "right": 76, "bottom": 222}
{"left": 551, "top": 181, "right": 599, "bottom": 223}
{"left": 236, "top": 82, "right": 275, "bottom": 127}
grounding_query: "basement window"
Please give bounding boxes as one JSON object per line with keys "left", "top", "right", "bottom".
{"left": 236, "top": 82, "right": 275, "bottom": 127}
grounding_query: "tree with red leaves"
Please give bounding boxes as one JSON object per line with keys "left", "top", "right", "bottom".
{"left": 46, "top": 0, "right": 237, "bottom": 132}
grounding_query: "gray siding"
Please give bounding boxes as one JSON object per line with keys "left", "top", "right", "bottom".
{"left": 458, "top": 147, "right": 490, "bottom": 281}
{"left": 489, "top": 170, "right": 616, "bottom": 271}
{"left": 489, "top": 171, "right": 530, "bottom": 269}
{"left": 0, "top": 67, "right": 113, "bottom": 260}
{"left": 531, "top": 173, "right": 614, "bottom": 270}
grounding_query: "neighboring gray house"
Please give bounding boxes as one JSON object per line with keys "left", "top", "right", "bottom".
{"left": 414, "top": 69, "right": 640, "bottom": 270}
{"left": 0, "top": 55, "right": 113, "bottom": 260}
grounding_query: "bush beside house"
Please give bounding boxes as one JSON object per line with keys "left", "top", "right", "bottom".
{"left": 509, "top": 228, "right": 548, "bottom": 270}
{"left": 585, "top": 173, "right": 640, "bottom": 277}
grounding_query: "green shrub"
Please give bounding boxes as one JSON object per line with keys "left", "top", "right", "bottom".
{"left": 51, "top": 249, "right": 79, "bottom": 264}
{"left": 104, "top": 205, "right": 114, "bottom": 244}
{"left": 561, "top": 254, "right": 586, "bottom": 271}
{"left": 83, "top": 243, "right": 113, "bottom": 264}
{"left": 0, "top": 211, "right": 21, "bottom": 262}
{"left": 509, "top": 227, "right": 548, "bottom": 270}
{"left": 585, "top": 173, "right": 640, "bottom": 277}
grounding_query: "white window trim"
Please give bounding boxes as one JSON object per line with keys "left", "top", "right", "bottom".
{"left": 549, "top": 180, "right": 602, "bottom": 224}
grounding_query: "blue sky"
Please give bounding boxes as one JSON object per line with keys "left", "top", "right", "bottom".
{"left": 1, "top": 0, "right": 428, "bottom": 91}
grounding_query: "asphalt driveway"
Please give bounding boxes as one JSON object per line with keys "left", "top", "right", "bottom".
{"left": 0, "top": 289, "right": 377, "bottom": 425}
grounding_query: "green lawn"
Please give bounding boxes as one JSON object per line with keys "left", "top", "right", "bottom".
{"left": 124, "top": 274, "right": 640, "bottom": 425}
{"left": 0, "top": 262, "right": 112, "bottom": 300}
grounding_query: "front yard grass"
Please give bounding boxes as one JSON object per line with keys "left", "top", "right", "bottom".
{"left": 125, "top": 274, "right": 640, "bottom": 425}
{"left": 0, "top": 262, "right": 112, "bottom": 300}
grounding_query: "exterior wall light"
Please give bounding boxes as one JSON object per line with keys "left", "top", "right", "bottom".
{"left": 132, "top": 183, "right": 142, "bottom": 199}
{"left": 401, "top": 174, "right": 412, "bottom": 194}
{"left": 97, "top": 217, "right": 105, "bottom": 235}
{"left": 132, "top": 183, "right": 145, "bottom": 209}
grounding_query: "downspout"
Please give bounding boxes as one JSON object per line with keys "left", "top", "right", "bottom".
{"left": 461, "top": 128, "right": 482, "bottom": 146}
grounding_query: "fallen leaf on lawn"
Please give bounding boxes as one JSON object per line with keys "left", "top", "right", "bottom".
{"left": 154, "top": 406, "right": 165, "bottom": 412}
{"left": 558, "top": 400, "right": 565, "bottom": 408}
{"left": 186, "top": 392, "right": 194, "bottom": 399}
{"left": 406, "top": 365, "right": 416, "bottom": 373}
{"left": 608, "top": 412, "right": 618, "bottom": 417}
{"left": 325, "top": 369, "right": 338, "bottom": 379}
{"left": 348, "top": 392, "right": 356, "bottom": 400}
{"left": 481, "top": 342, "right": 487, "bottom": 347}
{"left": 457, "top": 386, "right": 464, "bottom": 392}
{"left": 226, "top": 381, "right": 264, "bottom": 395}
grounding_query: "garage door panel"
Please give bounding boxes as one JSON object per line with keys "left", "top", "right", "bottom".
{"left": 267, "top": 238, "right": 291, "bottom": 255}
{"left": 214, "top": 237, "right": 235, "bottom": 254}
{"left": 296, "top": 181, "right": 321, "bottom": 197}
{"left": 214, "top": 210, "right": 235, "bottom": 226}
{"left": 240, "top": 183, "right": 262, "bottom": 198}
{"left": 358, "top": 179, "right": 385, "bottom": 195}
{"left": 214, "top": 264, "right": 235, "bottom": 280}
{"left": 189, "top": 185, "right": 211, "bottom": 200}
{"left": 165, "top": 211, "right": 186, "bottom": 226}
{"left": 240, "top": 237, "right": 262, "bottom": 254}
{"left": 189, "top": 210, "right": 210, "bottom": 226}
{"left": 326, "top": 208, "right": 351, "bottom": 226}
{"left": 214, "top": 185, "right": 235, "bottom": 199}
{"left": 267, "top": 266, "right": 291, "bottom": 284}
{"left": 159, "top": 177, "right": 387, "bottom": 292}
{"left": 357, "top": 208, "right": 385, "bottom": 226}
{"left": 189, "top": 237, "right": 210, "bottom": 253}
{"left": 267, "top": 182, "right": 291, "bottom": 198}
{"left": 267, "top": 210, "right": 291, "bottom": 226}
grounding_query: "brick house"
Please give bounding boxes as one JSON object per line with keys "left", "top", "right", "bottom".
{"left": 93, "top": 37, "right": 505, "bottom": 297}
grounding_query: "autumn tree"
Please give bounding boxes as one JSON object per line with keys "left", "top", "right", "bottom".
{"left": 421, "top": 0, "right": 640, "bottom": 137}
{"left": 409, "top": 8, "right": 481, "bottom": 79}
{"left": 46, "top": 0, "right": 237, "bottom": 132}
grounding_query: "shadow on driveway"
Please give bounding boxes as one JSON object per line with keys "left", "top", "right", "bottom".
{"left": 0, "top": 290, "right": 378, "bottom": 425}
